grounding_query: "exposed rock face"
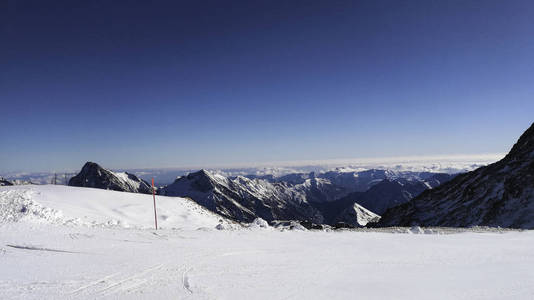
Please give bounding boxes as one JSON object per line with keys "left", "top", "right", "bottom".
{"left": 0, "top": 177, "right": 13, "bottom": 186}
{"left": 378, "top": 123, "right": 534, "bottom": 229}
{"left": 311, "top": 174, "right": 453, "bottom": 224}
{"left": 66, "top": 161, "right": 457, "bottom": 226}
{"left": 68, "top": 162, "right": 152, "bottom": 194}
{"left": 160, "top": 168, "right": 452, "bottom": 225}
{"left": 160, "top": 170, "right": 324, "bottom": 223}
{"left": 351, "top": 178, "right": 435, "bottom": 215}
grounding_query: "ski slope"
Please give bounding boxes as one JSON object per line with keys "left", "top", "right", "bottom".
{"left": 1, "top": 185, "right": 534, "bottom": 299}
{"left": 0, "top": 185, "right": 226, "bottom": 230}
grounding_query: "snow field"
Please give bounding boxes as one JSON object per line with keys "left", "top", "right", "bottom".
{"left": 0, "top": 185, "right": 227, "bottom": 230}
{"left": 1, "top": 185, "right": 534, "bottom": 299}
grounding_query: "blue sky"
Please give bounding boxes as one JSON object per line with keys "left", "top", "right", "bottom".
{"left": 1, "top": 0, "right": 533, "bottom": 172}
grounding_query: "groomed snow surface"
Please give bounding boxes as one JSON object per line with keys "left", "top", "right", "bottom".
{"left": 1, "top": 186, "right": 534, "bottom": 299}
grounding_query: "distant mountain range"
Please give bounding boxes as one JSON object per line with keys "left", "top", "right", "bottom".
{"left": 1, "top": 154, "right": 500, "bottom": 187}
{"left": 65, "top": 161, "right": 454, "bottom": 227}
{"left": 50, "top": 123, "right": 534, "bottom": 229}
{"left": 377, "top": 122, "right": 534, "bottom": 229}
{"left": 300, "top": 173, "right": 453, "bottom": 227}
{"left": 159, "top": 168, "right": 455, "bottom": 226}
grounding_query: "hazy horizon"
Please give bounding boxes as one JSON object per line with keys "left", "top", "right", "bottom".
{"left": 2, "top": 153, "right": 504, "bottom": 179}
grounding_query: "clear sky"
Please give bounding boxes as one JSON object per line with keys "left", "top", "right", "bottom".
{"left": 1, "top": 0, "right": 533, "bottom": 172}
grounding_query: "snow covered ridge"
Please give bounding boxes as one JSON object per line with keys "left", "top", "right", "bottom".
{"left": 61, "top": 161, "right": 456, "bottom": 228}
{"left": 378, "top": 122, "right": 534, "bottom": 229}
{"left": 0, "top": 185, "right": 231, "bottom": 230}
{"left": 159, "top": 168, "right": 454, "bottom": 227}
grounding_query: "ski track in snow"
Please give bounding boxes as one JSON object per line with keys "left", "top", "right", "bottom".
{"left": 5, "top": 244, "right": 80, "bottom": 254}
{"left": 1, "top": 185, "right": 534, "bottom": 299}
{"left": 182, "top": 267, "right": 193, "bottom": 294}
{"left": 2, "top": 223, "right": 534, "bottom": 300}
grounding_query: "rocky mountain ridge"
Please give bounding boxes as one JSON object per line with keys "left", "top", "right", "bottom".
{"left": 377, "top": 123, "right": 534, "bottom": 229}
{"left": 65, "top": 162, "right": 458, "bottom": 227}
{"left": 161, "top": 168, "right": 453, "bottom": 226}
{"left": 68, "top": 162, "right": 153, "bottom": 194}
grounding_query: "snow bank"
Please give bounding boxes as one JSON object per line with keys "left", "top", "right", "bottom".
{"left": 0, "top": 189, "right": 72, "bottom": 225}
{"left": 246, "top": 218, "right": 270, "bottom": 229}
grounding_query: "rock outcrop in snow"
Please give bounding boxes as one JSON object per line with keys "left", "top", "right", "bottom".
{"left": 378, "top": 122, "right": 534, "bottom": 229}
{"left": 68, "top": 162, "right": 152, "bottom": 194}
{"left": 0, "top": 177, "right": 13, "bottom": 186}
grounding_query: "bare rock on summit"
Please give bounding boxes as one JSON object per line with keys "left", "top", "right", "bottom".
{"left": 68, "top": 162, "right": 152, "bottom": 194}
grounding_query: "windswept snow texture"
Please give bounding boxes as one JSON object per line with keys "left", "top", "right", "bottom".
{"left": 1, "top": 185, "right": 534, "bottom": 299}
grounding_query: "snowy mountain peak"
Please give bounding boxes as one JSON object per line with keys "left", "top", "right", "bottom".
{"left": 184, "top": 169, "right": 229, "bottom": 192}
{"left": 68, "top": 162, "right": 152, "bottom": 194}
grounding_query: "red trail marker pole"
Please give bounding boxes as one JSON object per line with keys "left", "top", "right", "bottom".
{"left": 152, "top": 178, "right": 158, "bottom": 230}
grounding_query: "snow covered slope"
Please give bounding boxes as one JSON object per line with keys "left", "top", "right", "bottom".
{"left": 378, "top": 122, "right": 534, "bottom": 228}
{"left": 333, "top": 203, "right": 380, "bottom": 227}
{"left": 0, "top": 185, "right": 228, "bottom": 230}
{"left": 69, "top": 162, "right": 153, "bottom": 194}
{"left": 2, "top": 185, "right": 534, "bottom": 299}
{"left": 1, "top": 222, "right": 534, "bottom": 299}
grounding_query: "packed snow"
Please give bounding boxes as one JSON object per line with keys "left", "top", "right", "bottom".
{"left": 1, "top": 185, "right": 534, "bottom": 299}
{"left": 0, "top": 185, "right": 226, "bottom": 230}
